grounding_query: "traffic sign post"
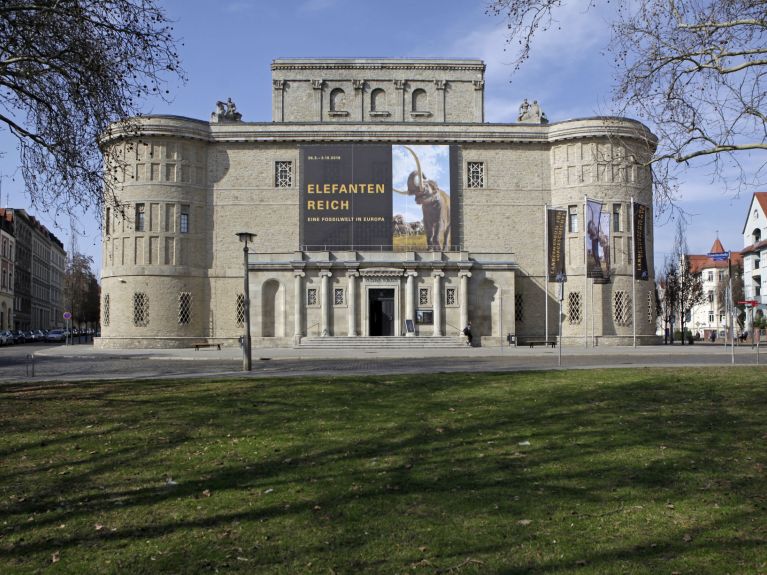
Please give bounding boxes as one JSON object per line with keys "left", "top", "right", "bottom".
{"left": 63, "top": 311, "right": 72, "bottom": 345}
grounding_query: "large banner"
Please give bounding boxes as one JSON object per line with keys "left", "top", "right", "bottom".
{"left": 585, "top": 199, "right": 610, "bottom": 280}
{"left": 300, "top": 144, "right": 456, "bottom": 251}
{"left": 633, "top": 202, "right": 649, "bottom": 280}
{"left": 547, "top": 208, "right": 567, "bottom": 282}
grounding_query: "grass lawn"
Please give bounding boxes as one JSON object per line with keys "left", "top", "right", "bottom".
{"left": 1, "top": 368, "right": 766, "bottom": 574}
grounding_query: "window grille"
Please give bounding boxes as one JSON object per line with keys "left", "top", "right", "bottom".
{"left": 614, "top": 290, "right": 631, "bottom": 326}
{"left": 515, "top": 293, "right": 524, "bottom": 322}
{"left": 133, "top": 292, "right": 149, "bottom": 327}
{"left": 178, "top": 292, "right": 192, "bottom": 325}
{"left": 419, "top": 287, "right": 429, "bottom": 306}
{"left": 567, "top": 292, "right": 582, "bottom": 324}
{"left": 467, "top": 162, "right": 484, "bottom": 188}
{"left": 275, "top": 161, "right": 293, "bottom": 188}
{"left": 307, "top": 288, "right": 318, "bottom": 306}
{"left": 445, "top": 287, "right": 456, "bottom": 306}
{"left": 334, "top": 288, "right": 344, "bottom": 305}
{"left": 103, "top": 294, "right": 110, "bottom": 326}
{"left": 235, "top": 293, "right": 245, "bottom": 327}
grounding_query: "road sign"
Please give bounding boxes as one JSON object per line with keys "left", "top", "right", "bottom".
{"left": 63, "top": 311, "right": 72, "bottom": 320}
{"left": 669, "top": 315, "right": 676, "bottom": 324}
{"left": 707, "top": 251, "right": 729, "bottom": 261}
{"left": 738, "top": 300, "right": 759, "bottom": 307}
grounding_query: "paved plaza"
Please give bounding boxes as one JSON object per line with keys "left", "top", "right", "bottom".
{"left": 0, "top": 340, "right": 763, "bottom": 384}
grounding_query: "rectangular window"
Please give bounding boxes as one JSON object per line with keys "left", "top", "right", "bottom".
{"left": 180, "top": 206, "right": 189, "bottom": 234}
{"left": 133, "top": 292, "right": 149, "bottom": 327}
{"left": 708, "top": 290, "right": 714, "bottom": 302}
{"left": 235, "top": 293, "right": 245, "bottom": 327}
{"left": 613, "top": 204, "right": 622, "bottom": 232}
{"left": 275, "top": 161, "right": 293, "bottom": 188}
{"left": 568, "top": 292, "right": 582, "bottom": 324}
{"left": 416, "top": 310, "right": 433, "bottom": 325}
{"left": 709, "top": 311, "right": 715, "bottom": 323}
{"left": 334, "top": 288, "right": 344, "bottom": 305}
{"left": 135, "top": 203, "right": 145, "bottom": 232}
{"left": 707, "top": 271, "right": 713, "bottom": 282}
{"left": 445, "top": 287, "right": 456, "bottom": 306}
{"left": 613, "top": 290, "right": 631, "bottom": 326}
{"left": 105, "top": 208, "right": 111, "bottom": 236}
{"left": 103, "top": 294, "right": 110, "bottom": 326}
{"left": 467, "top": 162, "right": 484, "bottom": 188}
{"left": 568, "top": 206, "right": 579, "bottom": 233}
{"left": 307, "top": 288, "right": 318, "bottom": 306}
{"left": 718, "top": 271, "right": 725, "bottom": 281}
{"left": 515, "top": 293, "right": 524, "bottom": 322}
{"left": 419, "top": 287, "right": 430, "bottom": 306}
{"left": 178, "top": 292, "right": 192, "bottom": 325}
{"left": 647, "top": 290, "right": 654, "bottom": 324}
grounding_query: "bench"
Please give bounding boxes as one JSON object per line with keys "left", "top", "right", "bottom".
{"left": 194, "top": 343, "right": 221, "bottom": 351}
{"left": 527, "top": 340, "right": 557, "bottom": 348}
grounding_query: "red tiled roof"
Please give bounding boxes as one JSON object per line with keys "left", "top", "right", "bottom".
{"left": 756, "top": 192, "right": 767, "bottom": 217}
{"left": 709, "top": 238, "right": 725, "bottom": 253}
{"left": 687, "top": 249, "right": 743, "bottom": 273}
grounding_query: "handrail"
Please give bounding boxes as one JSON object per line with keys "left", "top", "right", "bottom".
{"left": 307, "top": 321, "right": 320, "bottom": 336}
{"left": 446, "top": 321, "right": 463, "bottom": 336}
{"left": 300, "top": 244, "right": 465, "bottom": 252}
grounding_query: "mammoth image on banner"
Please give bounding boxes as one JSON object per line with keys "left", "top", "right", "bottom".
{"left": 300, "top": 144, "right": 456, "bottom": 251}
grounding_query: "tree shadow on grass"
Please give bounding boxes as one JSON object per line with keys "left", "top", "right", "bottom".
{"left": 0, "top": 368, "right": 765, "bottom": 573}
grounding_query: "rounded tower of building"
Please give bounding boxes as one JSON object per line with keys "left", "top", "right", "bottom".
{"left": 99, "top": 117, "right": 211, "bottom": 348}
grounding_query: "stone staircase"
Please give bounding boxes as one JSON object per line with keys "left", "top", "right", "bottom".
{"left": 297, "top": 336, "right": 469, "bottom": 349}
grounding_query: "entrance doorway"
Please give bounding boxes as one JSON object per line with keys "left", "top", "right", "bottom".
{"left": 368, "top": 288, "right": 394, "bottom": 336}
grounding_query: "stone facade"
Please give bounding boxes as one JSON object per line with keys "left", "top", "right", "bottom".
{"left": 97, "top": 59, "right": 658, "bottom": 349}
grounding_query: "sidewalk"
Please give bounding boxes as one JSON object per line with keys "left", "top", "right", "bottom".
{"left": 36, "top": 340, "right": 764, "bottom": 361}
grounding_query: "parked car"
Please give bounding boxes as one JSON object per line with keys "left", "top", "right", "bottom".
{"left": 45, "top": 328, "right": 67, "bottom": 343}
{"left": 0, "top": 330, "right": 13, "bottom": 345}
{"left": 11, "top": 330, "right": 26, "bottom": 344}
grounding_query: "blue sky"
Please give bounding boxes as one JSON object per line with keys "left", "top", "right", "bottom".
{"left": 0, "top": 0, "right": 754, "bottom": 270}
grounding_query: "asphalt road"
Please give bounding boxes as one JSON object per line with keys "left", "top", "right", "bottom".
{"left": 0, "top": 340, "right": 764, "bottom": 384}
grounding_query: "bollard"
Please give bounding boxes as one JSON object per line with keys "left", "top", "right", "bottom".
{"left": 25, "top": 353, "right": 35, "bottom": 377}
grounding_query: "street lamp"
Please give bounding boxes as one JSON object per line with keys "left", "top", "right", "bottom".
{"left": 236, "top": 232, "right": 256, "bottom": 371}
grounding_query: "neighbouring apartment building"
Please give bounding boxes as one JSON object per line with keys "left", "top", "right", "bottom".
{"left": 1, "top": 208, "right": 67, "bottom": 331}
{"left": 687, "top": 238, "right": 743, "bottom": 340}
{"left": 0, "top": 209, "right": 14, "bottom": 330}
{"left": 741, "top": 192, "right": 767, "bottom": 330}
{"left": 97, "top": 58, "right": 658, "bottom": 349}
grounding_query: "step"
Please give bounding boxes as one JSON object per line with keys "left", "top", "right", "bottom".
{"left": 298, "top": 336, "right": 469, "bottom": 348}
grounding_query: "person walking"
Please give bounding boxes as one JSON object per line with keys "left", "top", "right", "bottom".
{"left": 463, "top": 322, "right": 473, "bottom": 346}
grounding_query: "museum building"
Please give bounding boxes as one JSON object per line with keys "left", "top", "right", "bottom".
{"left": 96, "top": 59, "right": 658, "bottom": 349}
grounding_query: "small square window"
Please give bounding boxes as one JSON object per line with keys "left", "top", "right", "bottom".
{"left": 180, "top": 207, "right": 189, "bottom": 233}
{"left": 445, "top": 287, "right": 456, "bottom": 306}
{"left": 568, "top": 206, "right": 579, "bottom": 233}
{"left": 307, "top": 288, "right": 318, "bottom": 306}
{"left": 135, "top": 203, "right": 145, "bottom": 232}
{"left": 419, "top": 288, "right": 430, "bottom": 306}
{"left": 275, "top": 161, "right": 293, "bottom": 188}
{"left": 334, "top": 288, "right": 345, "bottom": 305}
{"left": 613, "top": 204, "right": 622, "bottom": 232}
{"left": 467, "top": 162, "right": 484, "bottom": 188}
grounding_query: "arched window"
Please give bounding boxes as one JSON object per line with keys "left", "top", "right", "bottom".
{"left": 754, "top": 228, "right": 762, "bottom": 242}
{"left": 412, "top": 89, "right": 427, "bottom": 112}
{"left": 370, "top": 88, "right": 386, "bottom": 112}
{"left": 330, "top": 88, "right": 346, "bottom": 112}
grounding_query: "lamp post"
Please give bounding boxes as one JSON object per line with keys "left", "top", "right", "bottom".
{"left": 236, "top": 232, "right": 256, "bottom": 371}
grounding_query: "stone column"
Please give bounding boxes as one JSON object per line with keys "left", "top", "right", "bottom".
{"left": 473, "top": 80, "right": 485, "bottom": 123}
{"left": 320, "top": 269, "right": 331, "bottom": 336}
{"left": 347, "top": 270, "right": 359, "bottom": 336}
{"left": 459, "top": 271, "right": 472, "bottom": 330}
{"left": 292, "top": 270, "right": 305, "bottom": 343}
{"left": 353, "top": 79, "right": 365, "bottom": 122}
{"left": 272, "top": 79, "right": 285, "bottom": 122}
{"left": 432, "top": 270, "right": 444, "bottom": 336}
{"left": 312, "top": 79, "right": 324, "bottom": 122}
{"left": 435, "top": 80, "right": 446, "bottom": 122}
{"left": 394, "top": 80, "right": 405, "bottom": 122}
{"left": 405, "top": 270, "right": 417, "bottom": 336}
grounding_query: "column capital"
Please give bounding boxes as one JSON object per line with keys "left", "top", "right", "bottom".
{"left": 273, "top": 79, "right": 285, "bottom": 91}
{"left": 319, "top": 269, "right": 333, "bottom": 278}
{"left": 352, "top": 79, "right": 365, "bottom": 91}
{"left": 473, "top": 80, "right": 485, "bottom": 90}
{"left": 346, "top": 270, "right": 360, "bottom": 278}
{"left": 405, "top": 270, "right": 418, "bottom": 278}
{"left": 459, "top": 270, "right": 472, "bottom": 279}
{"left": 432, "top": 270, "right": 445, "bottom": 279}
{"left": 394, "top": 79, "right": 406, "bottom": 91}
{"left": 292, "top": 270, "right": 305, "bottom": 278}
{"left": 434, "top": 79, "right": 447, "bottom": 90}
{"left": 311, "top": 79, "right": 324, "bottom": 90}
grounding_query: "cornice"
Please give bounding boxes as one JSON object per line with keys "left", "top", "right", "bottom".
{"left": 272, "top": 59, "right": 485, "bottom": 72}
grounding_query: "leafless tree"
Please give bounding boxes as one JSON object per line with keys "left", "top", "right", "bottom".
{"left": 63, "top": 252, "right": 100, "bottom": 327}
{"left": 487, "top": 0, "right": 766, "bottom": 205}
{"left": 0, "top": 0, "right": 184, "bottom": 216}
{"left": 673, "top": 218, "right": 705, "bottom": 342}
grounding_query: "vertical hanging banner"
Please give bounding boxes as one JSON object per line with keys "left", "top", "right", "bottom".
{"left": 547, "top": 208, "right": 567, "bottom": 282}
{"left": 585, "top": 199, "right": 609, "bottom": 279}
{"left": 633, "top": 202, "right": 649, "bottom": 280}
